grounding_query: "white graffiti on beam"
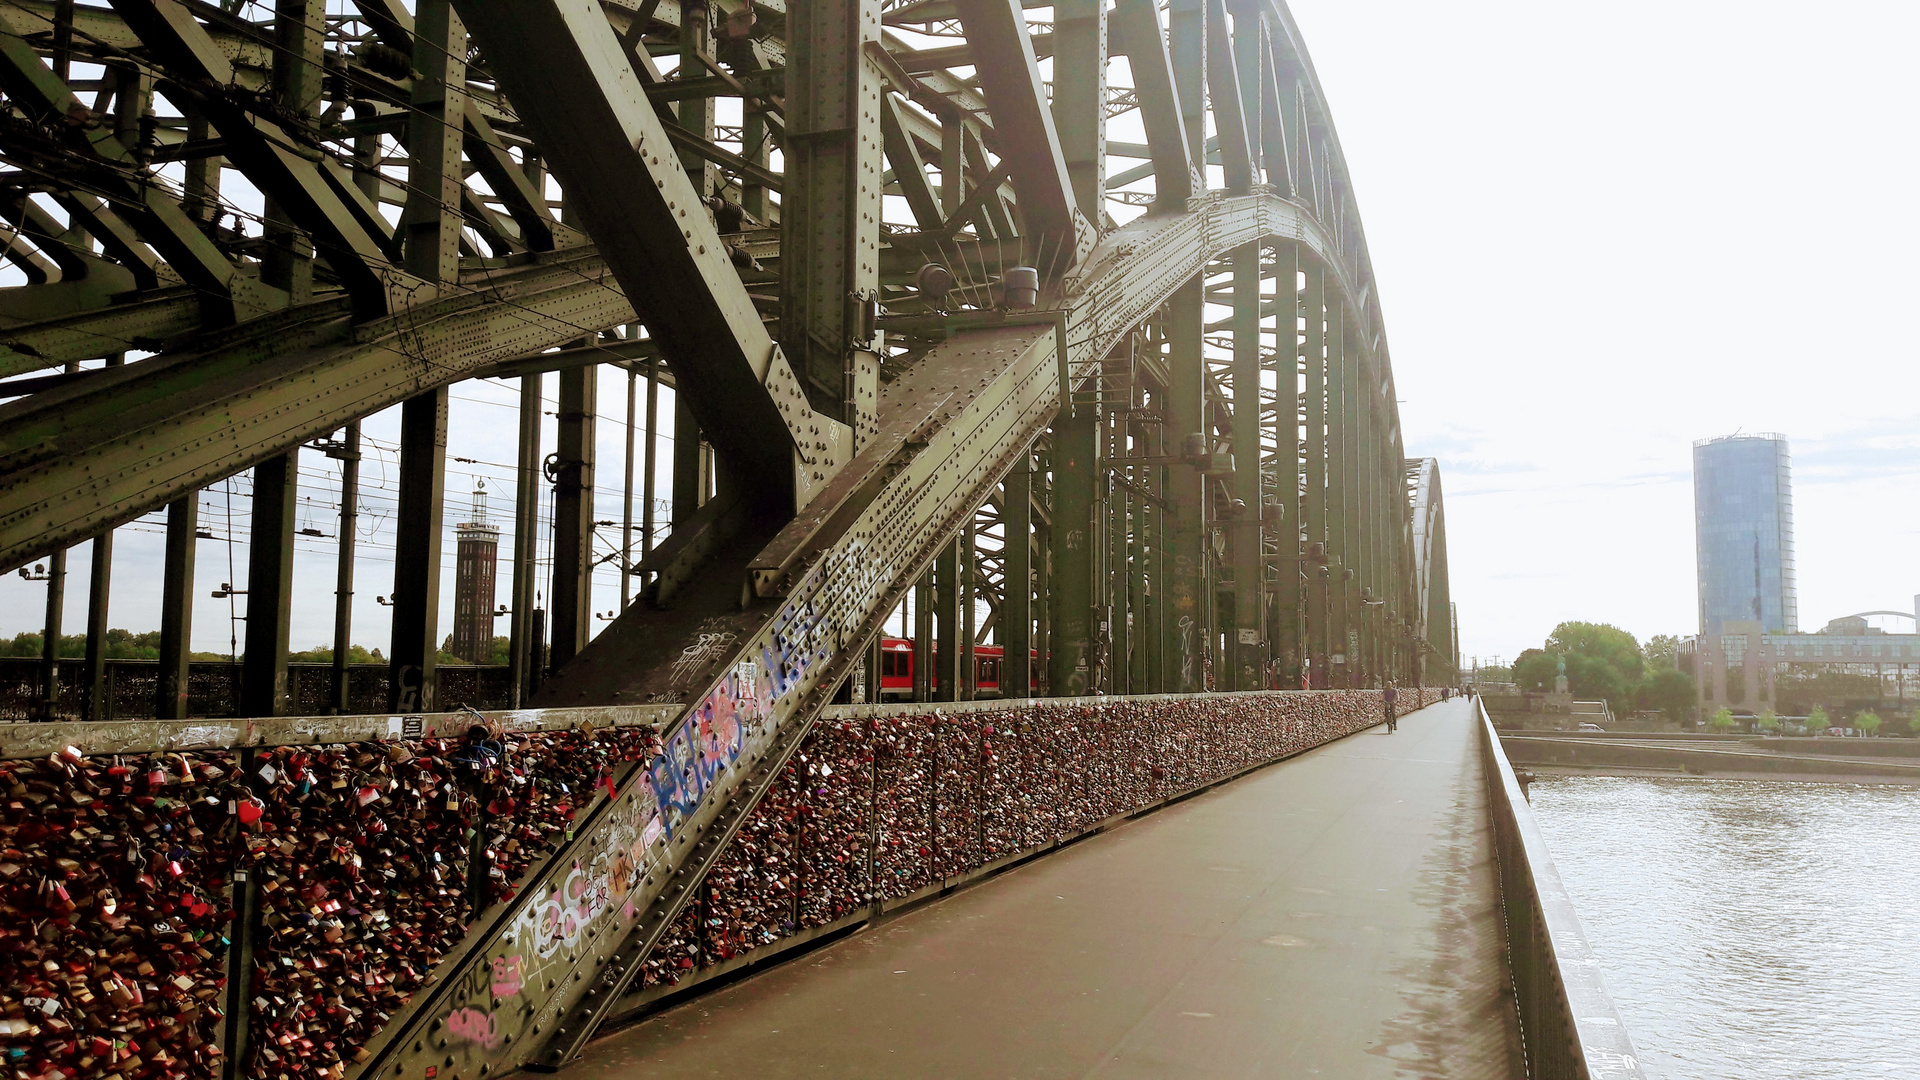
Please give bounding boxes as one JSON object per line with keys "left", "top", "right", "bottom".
{"left": 672, "top": 631, "right": 740, "bottom": 687}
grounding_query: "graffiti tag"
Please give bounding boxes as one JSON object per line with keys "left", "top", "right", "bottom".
{"left": 445, "top": 1007, "right": 499, "bottom": 1049}
{"left": 490, "top": 956, "right": 524, "bottom": 998}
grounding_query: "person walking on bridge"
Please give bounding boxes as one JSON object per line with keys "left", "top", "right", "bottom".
{"left": 1383, "top": 682, "right": 1398, "bottom": 733}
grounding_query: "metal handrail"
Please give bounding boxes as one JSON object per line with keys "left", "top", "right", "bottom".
{"left": 1476, "top": 698, "right": 1655, "bottom": 1079}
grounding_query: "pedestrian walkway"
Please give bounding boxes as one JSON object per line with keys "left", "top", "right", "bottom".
{"left": 573, "top": 699, "right": 1524, "bottom": 1079}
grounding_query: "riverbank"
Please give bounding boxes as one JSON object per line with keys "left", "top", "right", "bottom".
{"left": 1500, "top": 732, "right": 1920, "bottom": 784}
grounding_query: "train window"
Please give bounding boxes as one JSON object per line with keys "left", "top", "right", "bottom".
{"left": 978, "top": 658, "right": 998, "bottom": 683}
{"left": 883, "top": 652, "right": 908, "bottom": 677}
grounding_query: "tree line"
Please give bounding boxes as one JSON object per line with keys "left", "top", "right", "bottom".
{"left": 1512, "top": 622, "right": 1694, "bottom": 722}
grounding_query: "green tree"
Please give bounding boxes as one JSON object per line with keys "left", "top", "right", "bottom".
{"left": 1909, "top": 709, "right": 1920, "bottom": 737}
{"left": 1512, "top": 648, "right": 1553, "bottom": 692}
{"left": 1513, "top": 622, "right": 1646, "bottom": 714}
{"left": 1775, "top": 671, "right": 1882, "bottom": 719}
{"left": 1633, "top": 668, "right": 1697, "bottom": 724}
{"left": 1756, "top": 709, "right": 1780, "bottom": 734}
{"left": 1707, "top": 707, "right": 1737, "bottom": 733}
{"left": 1547, "top": 622, "right": 1646, "bottom": 688}
{"left": 288, "top": 644, "right": 384, "bottom": 664}
{"left": 1, "top": 631, "right": 85, "bottom": 658}
{"left": 1645, "top": 634, "right": 1681, "bottom": 669}
{"left": 1806, "top": 706, "right": 1831, "bottom": 735}
{"left": 1854, "top": 711, "right": 1882, "bottom": 737}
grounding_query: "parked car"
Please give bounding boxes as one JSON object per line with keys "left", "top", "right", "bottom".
{"left": 1577, "top": 722, "right": 1605, "bottom": 732}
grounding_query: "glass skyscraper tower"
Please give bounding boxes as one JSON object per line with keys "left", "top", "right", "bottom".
{"left": 1693, "top": 433, "right": 1798, "bottom": 635}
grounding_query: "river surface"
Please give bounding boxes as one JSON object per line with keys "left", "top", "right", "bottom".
{"left": 1527, "top": 776, "right": 1920, "bottom": 1080}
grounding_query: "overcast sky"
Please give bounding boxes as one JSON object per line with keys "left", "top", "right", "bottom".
{"left": 4, "top": 0, "right": 1915, "bottom": 671}
{"left": 1287, "top": 0, "right": 1920, "bottom": 665}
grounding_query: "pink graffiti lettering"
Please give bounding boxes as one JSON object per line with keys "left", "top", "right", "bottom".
{"left": 446, "top": 1007, "right": 499, "bottom": 1049}
{"left": 490, "top": 956, "right": 524, "bottom": 998}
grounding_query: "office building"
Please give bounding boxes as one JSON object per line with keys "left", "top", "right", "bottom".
{"left": 1693, "top": 433, "right": 1797, "bottom": 636}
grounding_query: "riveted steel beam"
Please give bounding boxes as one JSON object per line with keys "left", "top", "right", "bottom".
{"left": 108, "top": 0, "right": 415, "bottom": 314}
{"left": 1111, "top": 0, "right": 1195, "bottom": 207}
{"left": 0, "top": 251, "right": 631, "bottom": 572}
{"left": 453, "top": 0, "right": 845, "bottom": 510}
{"left": 1205, "top": 0, "right": 1252, "bottom": 194}
{"left": 0, "top": 9, "right": 286, "bottom": 324}
{"left": 782, "top": 0, "right": 884, "bottom": 435}
{"left": 951, "top": 0, "right": 1087, "bottom": 263}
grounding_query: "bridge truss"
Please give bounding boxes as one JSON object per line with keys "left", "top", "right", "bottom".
{"left": 0, "top": 0, "right": 1455, "bottom": 1073}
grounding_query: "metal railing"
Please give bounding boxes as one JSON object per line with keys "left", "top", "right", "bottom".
{"left": 1476, "top": 698, "right": 1655, "bottom": 1079}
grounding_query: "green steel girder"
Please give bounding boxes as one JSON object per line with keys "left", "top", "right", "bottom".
{"left": 1111, "top": 0, "right": 1196, "bottom": 207}
{"left": 107, "top": 0, "right": 415, "bottom": 314}
{"left": 367, "top": 319, "right": 1063, "bottom": 1078}
{"left": 951, "top": 0, "right": 1088, "bottom": 263}
{"left": 0, "top": 8, "right": 287, "bottom": 323}
{"left": 354, "top": 185, "right": 1389, "bottom": 1080}
{"left": 453, "top": 0, "right": 847, "bottom": 509}
{"left": 0, "top": 288, "right": 206, "bottom": 378}
{"left": 0, "top": 0, "right": 1454, "bottom": 1060}
{"left": 0, "top": 250, "right": 631, "bottom": 572}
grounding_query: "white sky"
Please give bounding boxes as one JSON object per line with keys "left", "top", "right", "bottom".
{"left": 1286, "top": 0, "right": 1920, "bottom": 666}
{"left": 4, "top": 0, "right": 1916, "bottom": 670}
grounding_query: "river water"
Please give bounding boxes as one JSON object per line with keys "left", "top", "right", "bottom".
{"left": 1527, "top": 776, "right": 1920, "bottom": 1080}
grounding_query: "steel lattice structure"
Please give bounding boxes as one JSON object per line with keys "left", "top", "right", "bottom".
{"left": 0, "top": 0, "right": 1456, "bottom": 1073}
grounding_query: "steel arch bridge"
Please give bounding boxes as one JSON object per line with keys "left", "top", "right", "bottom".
{"left": 0, "top": 0, "right": 1456, "bottom": 1073}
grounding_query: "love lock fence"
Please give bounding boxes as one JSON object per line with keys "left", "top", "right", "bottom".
{"left": 0, "top": 687, "right": 1440, "bottom": 1080}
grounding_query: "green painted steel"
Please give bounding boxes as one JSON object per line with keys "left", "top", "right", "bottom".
{"left": 0, "top": 2, "right": 1461, "bottom": 1073}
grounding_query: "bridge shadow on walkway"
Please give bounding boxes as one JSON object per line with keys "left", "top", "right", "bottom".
{"left": 573, "top": 699, "right": 1524, "bottom": 1079}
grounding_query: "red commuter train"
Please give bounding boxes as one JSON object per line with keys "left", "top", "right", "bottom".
{"left": 877, "top": 636, "right": 1039, "bottom": 699}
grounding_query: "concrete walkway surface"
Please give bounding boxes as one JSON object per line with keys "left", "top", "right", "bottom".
{"left": 572, "top": 699, "right": 1525, "bottom": 1079}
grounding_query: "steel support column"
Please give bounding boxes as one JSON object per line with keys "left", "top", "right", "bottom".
{"left": 509, "top": 377, "right": 541, "bottom": 707}
{"left": 1002, "top": 446, "right": 1033, "bottom": 697}
{"left": 1107, "top": 424, "right": 1130, "bottom": 694}
{"left": 672, "top": 396, "right": 710, "bottom": 526}
{"left": 1271, "top": 244, "right": 1300, "bottom": 684}
{"left": 330, "top": 423, "right": 360, "bottom": 713}
{"left": 642, "top": 359, "right": 660, "bottom": 558}
{"left": 388, "top": 391, "right": 447, "bottom": 712}
{"left": 81, "top": 530, "right": 111, "bottom": 720}
{"left": 962, "top": 517, "right": 978, "bottom": 699}
{"left": 155, "top": 495, "right": 196, "bottom": 719}
{"left": 1047, "top": 408, "right": 1099, "bottom": 696}
{"left": 953, "top": 0, "right": 1084, "bottom": 252}
{"left": 622, "top": 365, "right": 637, "bottom": 609}
{"left": 1326, "top": 297, "right": 1352, "bottom": 688}
{"left": 1112, "top": 0, "right": 1193, "bottom": 206}
{"left": 1303, "top": 263, "right": 1329, "bottom": 687}
{"left": 934, "top": 540, "right": 961, "bottom": 702}
{"left": 1051, "top": 0, "right": 1106, "bottom": 212}
{"left": 1359, "top": 362, "right": 1379, "bottom": 685}
{"left": 241, "top": 453, "right": 297, "bottom": 717}
{"left": 1170, "top": 0, "right": 1207, "bottom": 175}
{"left": 1230, "top": 242, "right": 1264, "bottom": 689}
{"left": 259, "top": 0, "right": 325, "bottom": 304}
{"left": 1165, "top": 280, "right": 1206, "bottom": 692}
{"left": 783, "top": 0, "right": 882, "bottom": 430}
{"left": 402, "top": 0, "right": 466, "bottom": 283}
{"left": 551, "top": 365, "right": 597, "bottom": 669}
{"left": 912, "top": 571, "right": 933, "bottom": 701}
{"left": 453, "top": 0, "right": 839, "bottom": 502}
{"left": 37, "top": 548, "right": 64, "bottom": 717}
